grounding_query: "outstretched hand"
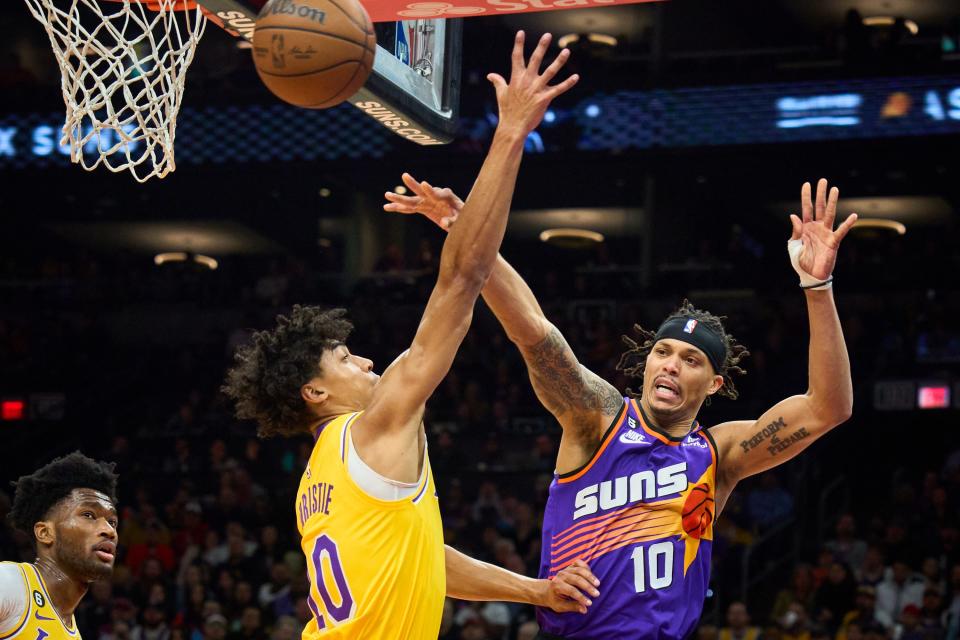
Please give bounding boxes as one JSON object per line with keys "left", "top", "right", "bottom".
{"left": 539, "top": 559, "right": 600, "bottom": 615}
{"left": 790, "top": 178, "right": 858, "bottom": 281}
{"left": 384, "top": 172, "right": 463, "bottom": 231}
{"left": 489, "top": 31, "right": 579, "bottom": 138}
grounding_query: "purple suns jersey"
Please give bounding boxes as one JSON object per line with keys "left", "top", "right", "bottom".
{"left": 537, "top": 398, "right": 719, "bottom": 640}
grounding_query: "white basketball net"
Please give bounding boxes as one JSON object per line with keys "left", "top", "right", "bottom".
{"left": 23, "top": 0, "right": 207, "bottom": 182}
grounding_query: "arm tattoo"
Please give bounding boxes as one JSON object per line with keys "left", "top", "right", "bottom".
{"left": 738, "top": 416, "right": 810, "bottom": 458}
{"left": 523, "top": 327, "right": 622, "bottom": 439}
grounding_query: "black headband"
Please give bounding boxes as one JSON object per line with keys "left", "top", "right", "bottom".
{"left": 654, "top": 317, "right": 726, "bottom": 374}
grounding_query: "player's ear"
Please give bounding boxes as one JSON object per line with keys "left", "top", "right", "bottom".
{"left": 706, "top": 374, "right": 724, "bottom": 396}
{"left": 34, "top": 519, "right": 55, "bottom": 547}
{"left": 301, "top": 382, "right": 328, "bottom": 407}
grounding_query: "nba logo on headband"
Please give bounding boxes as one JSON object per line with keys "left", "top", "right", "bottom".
{"left": 683, "top": 319, "right": 698, "bottom": 334}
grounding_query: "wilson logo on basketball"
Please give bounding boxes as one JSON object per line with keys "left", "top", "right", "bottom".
{"left": 267, "top": 0, "right": 327, "bottom": 24}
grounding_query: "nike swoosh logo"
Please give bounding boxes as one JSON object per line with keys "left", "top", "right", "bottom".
{"left": 34, "top": 612, "right": 55, "bottom": 621}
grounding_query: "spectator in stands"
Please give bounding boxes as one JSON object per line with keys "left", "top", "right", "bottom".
{"left": 860, "top": 546, "right": 887, "bottom": 586}
{"left": 771, "top": 564, "right": 817, "bottom": 623}
{"left": 813, "top": 560, "right": 856, "bottom": 629}
{"left": 720, "top": 601, "right": 761, "bottom": 640}
{"left": 202, "top": 614, "right": 228, "bottom": 640}
{"left": 779, "top": 602, "right": 812, "bottom": 640}
{"left": 837, "top": 585, "right": 880, "bottom": 640}
{"left": 918, "top": 588, "right": 945, "bottom": 634}
{"left": 746, "top": 474, "right": 795, "bottom": 531}
{"left": 826, "top": 515, "right": 868, "bottom": 576}
{"left": 876, "top": 560, "right": 926, "bottom": 628}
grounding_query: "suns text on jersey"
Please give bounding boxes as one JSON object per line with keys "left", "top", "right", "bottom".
{"left": 572, "top": 462, "right": 689, "bottom": 520}
{"left": 298, "top": 481, "right": 334, "bottom": 528}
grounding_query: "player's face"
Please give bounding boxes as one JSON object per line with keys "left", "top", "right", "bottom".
{"left": 642, "top": 339, "right": 723, "bottom": 417}
{"left": 49, "top": 488, "right": 118, "bottom": 581}
{"left": 317, "top": 344, "right": 379, "bottom": 410}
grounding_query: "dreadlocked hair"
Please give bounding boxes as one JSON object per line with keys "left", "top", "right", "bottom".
{"left": 9, "top": 451, "right": 118, "bottom": 536}
{"left": 616, "top": 299, "right": 750, "bottom": 403}
{"left": 222, "top": 305, "right": 353, "bottom": 438}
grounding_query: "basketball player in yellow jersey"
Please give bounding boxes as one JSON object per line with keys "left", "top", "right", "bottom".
{"left": 223, "top": 31, "right": 600, "bottom": 639}
{"left": 0, "top": 452, "right": 119, "bottom": 640}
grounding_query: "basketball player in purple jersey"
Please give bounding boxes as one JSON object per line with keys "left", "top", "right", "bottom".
{"left": 386, "top": 177, "right": 857, "bottom": 639}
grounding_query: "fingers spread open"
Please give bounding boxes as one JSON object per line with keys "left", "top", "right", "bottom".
{"left": 789, "top": 214, "right": 803, "bottom": 240}
{"left": 834, "top": 212, "right": 858, "bottom": 242}
{"left": 510, "top": 31, "right": 526, "bottom": 76}
{"left": 548, "top": 73, "right": 580, "bottom": 99}
{"left": 540, "top": 47, "right": 570, "bottom": 86}
{"left": 527, "top": 32, "right": 552, "bottom": 76}
{"left": 801, "top": 182, "right": 813, "bottom": 222}
{"left": 487, "top": 72, "right": 507, "bottom": 94}
{"left": 401, "top": 172, "right": 423, "bottom": 195}
{"left": 815, "top": 178, "right": 828, "bottom": 220}
{"left": 824, "top": 186, "right": 839, "bottom": 228}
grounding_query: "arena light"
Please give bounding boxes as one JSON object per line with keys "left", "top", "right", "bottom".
{"left": 394, "top": 185, "right": 408, "bottom": 195}
{"left": 863, "top": 16, "right": 919, "bottom": 35}
{"left": 1, "top": 399, "right": 25, "bottom": 421}
{"left": 154, "top": 252, "right": 219, "bottom": 270}
{"left": 851, "top": 218, "right": 906, "bottom": 235}
{"left": 917, "top": 384, "right": 950, "bottom": 409}
{"left": 154, "top": 252, "right": 188, "bottom": 265}
{"left": 539, "top": 228, "right": 605, "bottom": 249}
{"left": 557, "top": 33, "right": 619, "bottom": 49}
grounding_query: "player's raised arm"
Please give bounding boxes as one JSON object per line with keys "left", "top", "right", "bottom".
{"left": 385, "top": 176, "right": 622, "bottom": 463}
{"left": 356, "top": 32, "right": 579, "bottom": 452}
{"left": 709, "top": 179, "right": 857, "bottom": 498}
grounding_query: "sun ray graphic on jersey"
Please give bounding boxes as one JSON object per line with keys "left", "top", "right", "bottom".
{"left": 679, "top": 467, "right": 715, "bottom": 575}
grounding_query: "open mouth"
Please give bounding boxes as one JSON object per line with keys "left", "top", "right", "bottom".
{"left": 653, "top": 377, "right": 680, "bottom": 401}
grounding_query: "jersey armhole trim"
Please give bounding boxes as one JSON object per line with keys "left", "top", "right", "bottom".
{"left": 336, "top": 415, "right": 431, "bottom": 510}
{"left": 557, "top": 401, "right": 627, "bottom": 484}
{"left": 30, "top": 565, "right": 78, "bottom": 635}
{"left": 701, "top": 427, "right": 720, "bottom": 486}
{"left": 0, "top": 564, "right": 30, "bottom": 640}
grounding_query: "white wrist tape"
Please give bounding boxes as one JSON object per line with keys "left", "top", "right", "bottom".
{"left": 787, "top": 239, "right": 832, "bottom": 290}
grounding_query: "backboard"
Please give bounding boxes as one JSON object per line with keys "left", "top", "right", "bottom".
{"left": 197, "top": 0, "right": 461, "bottom": 145}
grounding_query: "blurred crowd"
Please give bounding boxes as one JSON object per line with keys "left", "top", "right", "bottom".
{"left": 2, "top": 202, "right": 959, "bottom": 640}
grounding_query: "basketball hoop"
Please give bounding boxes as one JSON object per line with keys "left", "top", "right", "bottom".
{"left": 23, "top": 0, "right": 207, "bottom": 182}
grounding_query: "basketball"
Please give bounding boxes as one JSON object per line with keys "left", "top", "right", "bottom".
{"left": 252, "top": 0, "right": 376, "bottom": 109}
{"left": 681, "top": 484, "right": 714, "bottom": 539}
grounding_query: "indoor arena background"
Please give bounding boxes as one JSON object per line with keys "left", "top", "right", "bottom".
{"left": 1, "top": 2, "right": 959, "bottom": 639}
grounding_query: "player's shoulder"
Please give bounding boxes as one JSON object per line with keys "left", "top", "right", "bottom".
{"left": 0, "top": 562, "right": 28, "bottom": 606}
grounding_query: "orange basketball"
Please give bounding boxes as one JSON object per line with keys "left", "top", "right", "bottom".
{"left": 252, "top": 0, "right": 376, "bottom": 109}
{"left": 681, "top": 484, "right": 714, "bottom": 539}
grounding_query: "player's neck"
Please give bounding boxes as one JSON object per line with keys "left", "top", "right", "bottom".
{"left": 638, "top": 397, "right": 698, "bottom": 438}
{"left": 34, "top": 556, "right": 87, "bottom": 620}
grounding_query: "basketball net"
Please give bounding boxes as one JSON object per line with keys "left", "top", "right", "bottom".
{"left": 23, "top": 0, "right": 207, "bottom": 182}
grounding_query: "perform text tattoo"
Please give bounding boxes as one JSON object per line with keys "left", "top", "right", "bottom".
{"left": 740, "top": 416, "right": 787, "bottom": 452}
{"left": 766, "top": 427, "right": 810, "bottom": 456}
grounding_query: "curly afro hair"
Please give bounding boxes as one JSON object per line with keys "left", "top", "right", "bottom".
{"left": 222, "top": 305, "right": 353, "bottom": 438}
{"left": 616, "top": 299, "right": 750, "bottom": 403}
{"left": 9, "top": 451, "right": 118, "bottom": 536}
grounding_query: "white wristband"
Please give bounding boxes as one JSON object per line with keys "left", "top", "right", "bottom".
{"left": 787, "top": 239, "right": 833, "bottom": 290}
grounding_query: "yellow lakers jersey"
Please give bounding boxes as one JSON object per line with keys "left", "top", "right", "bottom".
{"left": 296, "top": 412, "right": 445, "bottom": 639}
{"left": 0, "top": 562, "right": 80, "bottom": 640}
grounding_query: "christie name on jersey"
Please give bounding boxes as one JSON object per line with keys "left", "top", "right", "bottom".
{"left": 298, "top": 481, "right": 334, "bottom": 528}
{"left": 572, "top": 462, "right": 689, "bottom": 520}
